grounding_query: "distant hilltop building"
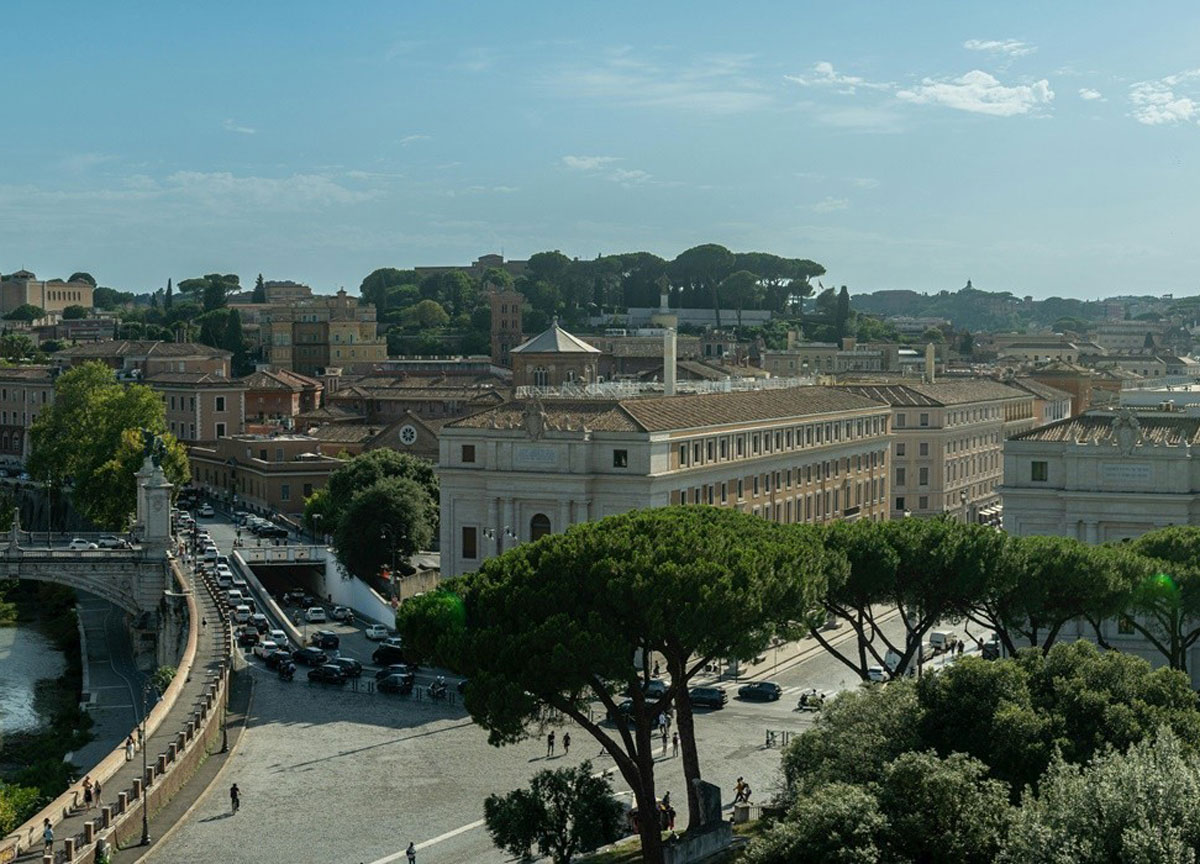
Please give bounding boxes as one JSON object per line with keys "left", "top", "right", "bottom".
{"left": 0, "top": 270, "right": 93, "bottom": 316}
{"left": 414, "top": 253, "right": 528, "bottom": 281}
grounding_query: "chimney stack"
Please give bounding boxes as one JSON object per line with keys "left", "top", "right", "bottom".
{"left": 664, "top": 327, "right": 677, "bottom": 396}
{"left": 925, "top": 342, "right": 936, "bottom": 384}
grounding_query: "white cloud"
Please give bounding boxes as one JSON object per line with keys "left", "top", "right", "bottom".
{"left": 1129, "top": 70, "right": 1200, "bottom": 125}
{"left": 1078, "top": 88, "right": 1105, "bottom": 101}
{"left": 60, "top": 153, "right": 116, "bottom": 173}
{"left": 562, "top": 155, "right": 621, "bottom": 171}
{"left": 963, "top": 39, "right": 1037, "bottom": 57}
{"left": 850, "top": 177, "right": 880, "bottom": 189}
{"left": 784, "top": 61, "right": 891, "bottom": 94}
{"left": 399, "top": 134, "right": 430, "bottom": 146}
{"left": 811, "top": 196, "right": 849, "bottom": 213}
{"left": 222, "top": 118, "right": 256, "bottom": 135}
{"left": 897, "top": 70, "right": 1054, "bottom": 116}
{"left": 549, "top": 49, "right": 772, "bottom": 115}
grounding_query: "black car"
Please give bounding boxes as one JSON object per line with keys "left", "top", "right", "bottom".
{"left": 607, "top": 699, "right": 635, "bottom": 723}
{"left": 689, "top": 686, "right": 728, "bottom": 709}
{"left": 328, "top": 657, "right": 362, "bottom": 678}
{"left": 375, "top": 663, "right": 415, "bottom": 682}
{"left": 372, "top": 643, "right": 408, "bottom": 666}
{"left": 237, "top": 629, "right": 259, "bottom": 647}
{"left": 310, "top": 630, "right": 340, "bottom": 650}
{"left": 627, "top": 679, "right": 669, "bottom": 700}
{"left": 292, "top": 647, "right": 329, "bottom": 666}
{"left": 250, "top": 613, "right": 270, "bottom": 633}
{"left": 737, "top": 681, "right": 783, "bottom": 702}
{"left": 264, "top": 649, "right": 293, "bottom": 670}
{"left": 377, "top": 673, "right": 415, "bottom": 694}
{"left": 308, "top": 664, "right": 347, "bottom": 685}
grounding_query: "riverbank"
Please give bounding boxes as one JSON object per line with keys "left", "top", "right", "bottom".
{"left": 0, "top": 582, "right": 93, "bottom": 835}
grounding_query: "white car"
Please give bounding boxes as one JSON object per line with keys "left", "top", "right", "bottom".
{"left": 305, "top": 607, "right": 327, "bottom": 623}
{"left": 866, "top": 666, "right": 888, "bottom": 683}
{"left": 364, "top": 624, "right": 388, "bottom": 640}
{"left": 97, "top": 535, "right": 130, "bottom": 549}
{"left": 269, "top": 629, "right": 288, "bottom": 648}
{"left": 233, "top": 604, "right": 252, "bottom": 623}
{"left": 67, "top": 538, "right": 98, "bottom": 551}
{"left": 253, "top": 640, "right": 280, "bottom": 659}
{"left": 330, "top": 606, "right": 353, "bottom": 622}
{"left": 198, "top": 503, "right": 215, "bottom": 517}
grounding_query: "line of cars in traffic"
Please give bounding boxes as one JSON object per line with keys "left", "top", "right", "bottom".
{"left": 607, "top": 678, "right": 790, "bottom": 721}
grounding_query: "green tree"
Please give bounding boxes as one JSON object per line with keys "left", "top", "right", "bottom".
{"left": 178, "top": 274, "right": 239, "bottom": 312}
{"left": 400, "top": 508, "right": 829, "bottom": 859}
{"left": 922, "top": 325, "right": 946, "bottom": 343}
{"left": 403, "top": 299, "right": 450, "bottom": 329}
{"left": 253, "top": 273, "right": 266, "bottom": 303}
{"left": 0, "top": 332, "right": 34, "bottom": 360}
{"left": 835, "top": 285, "right": 851, "bottom": 339}
{"left": 28, "top": 362, "right": 189, "bottom": 529}
{"left": 221, "top": 308, "right": 247, "bottom": 373}
{"left": 957, "top": 329, "right": 975, "bottom": 355}
{"left": 719, "top": 270, "right": 764, "bottom": 332}
{"left": 62, "top": 305, "right": 88, "bottom": 320}
{"left": 164, "top": 278, "right": 173, "bottom": 310}
{"left": 359, "top": 267, "right": 413, "bottom": 309}
{"left": 483, "top": 762, "right": 625, "bottom": 864}
{"left": 743, "top": 783, "right": 884, "bottom": 864}
{"left": 93, "top": 286, "right": 134, "bottom": 309}
{"left": 877, "top": 751, "right": 1011, "bottom": 864}
{"left": 0, "top": 782, "right": 40, "bottom": 836}
{"left": 1122, "top": 526, "right": 1200, "bottom": 672}
{"left": 3, "top": 304, "right": 44, "bottom": 322}
{"left": 68, "top": 272, "right": 97, "bottom": 287}
{"left": 525, "top": 251, "right": 572, "bottom": 287}
{"left": 668, "top": 244, "right": 735, "bottom": 327}
{"left": 332, "top": 477, "right": 434, "bottom": 581}
{"left": 323, "top": 449, "right": 439, "bottom": 528}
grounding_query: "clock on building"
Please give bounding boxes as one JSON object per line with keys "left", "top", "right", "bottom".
{"left": 398, "top": 425, "right": 418, "bottom": 446}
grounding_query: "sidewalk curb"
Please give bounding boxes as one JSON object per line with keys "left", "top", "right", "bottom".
{"left": 123, "top": 669, "right": 256, "bottom": 863}
{"left": 733, "top": 608, "right": 904, "bottom": 683}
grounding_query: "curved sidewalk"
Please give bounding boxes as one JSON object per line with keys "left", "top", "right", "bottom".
{"left": 13, "top": 564, "right": 229, "bottom": 863}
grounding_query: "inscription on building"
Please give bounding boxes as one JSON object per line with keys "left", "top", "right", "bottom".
{"left": 1101, "top": 462, "right": 1151, "bottom": 485}
{"left": 515, "top": 445, "right": 558, "bottom": 468}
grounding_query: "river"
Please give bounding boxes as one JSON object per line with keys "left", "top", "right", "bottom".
{"left": 0, "top": 621, "right": 66, "bottom": 733}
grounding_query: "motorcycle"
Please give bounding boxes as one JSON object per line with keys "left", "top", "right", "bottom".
{"left": 279, "top": 663, "right": 295, "bottom": 682}
{"left": 428, "top": 682, "right": 448, "bottom": 700}
{"left": 796, "top": 690, "right": 825, "bottom": 712}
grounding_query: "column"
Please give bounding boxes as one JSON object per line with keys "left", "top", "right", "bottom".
{"left": 1085, "top": 521, "right": 1099, "bottom": 544}
{"left": 558, "top": 500, "right": 570, "bottom": 534}
{"left": 502, "top": 498, "right": 515, "bottom": 549}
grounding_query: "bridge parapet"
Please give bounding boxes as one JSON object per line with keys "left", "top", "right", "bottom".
{"left": 237, "top": 544, "right": 327, "bottom": 565}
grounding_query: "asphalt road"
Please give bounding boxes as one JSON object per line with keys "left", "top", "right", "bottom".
{"left": 150, "top": 511, "right": 931, "bottom": 863}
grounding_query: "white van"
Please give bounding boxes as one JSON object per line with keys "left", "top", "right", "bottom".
{"left": 929, "top": 631, "right": 957, "bottom": 653}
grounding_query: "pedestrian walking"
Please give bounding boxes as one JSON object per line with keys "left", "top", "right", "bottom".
{"left": 125, "top": 735, "right": 135, "bottom": 762}
{"left": 546, "top": 730, "right": 555, "bottom": 758}
{"left": 661, "top": 728, "right": 669, "bottom": 754}
{"left": 42, "top": 819, "right": 53, "bottom": 854}
{"left": 562, "top": 732, "right": 571, "bottom": 755}
{"left": 83, "top": 775, "right": 93, "bottom": 810}
{"left": 407, "top": 841, "right": 417, "bottom": 863}
{"left": 136, "top": 727, "right": 143, "bottom": 750}
{"left": 653, "top": 660, "right": 660, "bottom": 677}
{"left": 230, "top": 783, "right": 240, "bottom": 813}
{"left": 201, "top": 617, "right": 207, "bottom": 630}
{"left": 657, "top": 713, "right": 667, "bottom": 735}
{"left": 672, "top": 731, "right": 679, "bottom": 757}
{"left": 93, "top": 778, "right": 102, "bottom": 808}
{"left": 734, "top": 777, "right": 747, "bottom": 803}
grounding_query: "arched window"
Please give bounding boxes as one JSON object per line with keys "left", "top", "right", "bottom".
{"left": 530, "top": 513, "right": 551, "bottom": 541}
{"left": 533, "top": 367, "right": 549, "bottom": 387}
{"left": 565, "top": 369, "right": 577, "bottom": 383}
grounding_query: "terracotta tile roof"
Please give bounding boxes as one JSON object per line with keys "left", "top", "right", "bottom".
{"left": 510, "top": 323, "right": 601, "bottom": 354}
{"left": 1009, "top": 377, "right": 1074, "bottom": 402}
{"left": 448, "top": 386, "right": 889, "bottom": 434}
{"left": 308, "top": 423, "right": 380, "bottom": 443}
{"left": 1011, "top": 412, "right": 1200, "bottom": 445}
{"left": 55, "top": 340, "right": 230, "bottom": 359}
{"left": 297, "top": 405, "right": 365, "bottom": 423}
{"left": 143, "top": 372, "right": 246, "bottom": 387}
{"left": 0, "top": 365, "right": 55, "bottom": 381}
{"left": 838, "top": 379, "right": 1028, "bottom": 407}
{"left": 239, "top": 368, "right": 323, "bottom": 391}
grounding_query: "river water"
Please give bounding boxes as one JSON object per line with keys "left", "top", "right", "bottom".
{"left": 0, "top": 623, "right": 65, "bottom": 732}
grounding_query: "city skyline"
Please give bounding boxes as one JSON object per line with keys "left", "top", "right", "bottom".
{"left": 4, "top": 2, "right": 1200, "bottom": 300}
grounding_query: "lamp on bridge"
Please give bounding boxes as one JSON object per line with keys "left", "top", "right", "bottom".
{"left": 140, "top": 679, "right": 158, "bottom": 846}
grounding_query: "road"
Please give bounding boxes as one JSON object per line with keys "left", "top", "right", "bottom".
{"left": 149, "top": 510, "right": 927, "bottom": 863}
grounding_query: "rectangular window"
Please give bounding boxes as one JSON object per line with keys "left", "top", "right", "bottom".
{"left": 721, "top": 482, "right": 728, "bottom": 504}
{"left": 679, "top": 444, "right": 687, "bottom": 465}
{"left": 720, "top": 439, "right": 728, "bottom": 459}
{"left": 462, "top": 526, "right": 478, "bottom": 560}
{"left": 919, "top": 413, "right": 929, "bottom": 427}
{"left": 303, "top": 483, "right": 313, "bottom": 497}
{"left": 216, "top": 422, "right": 226, "bottom": 438}
{"left": 919, "top": 442, "right": 929, "bottom": 456}
{"left": 896, "top": 467, "right": 906, "bottom": 486}
{"left": 737, "top": 479, "right": 744, "bottom": 500}
{"left": 919, "top": 495, "right": 928, "bottom": 510}
{"left": 280, "top": 484, "right": 290, "bottom": 502}
{"left": 216, "top": 396, "right": 226, "bottom": 412}
{"left": 612, "top": 449, "right": 628, "bottom": 468}
{"left": 694, "top": 443, "right": 701, "bottom": 463}
{"left": 753, "top": 476, "right": 759, "bottom": 496}
{"left": 462, "top": 445, "right": 476, "bottom": 463}
{"left": 707, "top": 440, "right": 714, "bottom": 461}
{"left": 895, "top": 413, "right": 907, "bottom": 428}
{"left": 896, "top": 496, "right": 906, "bottom": 511}
{"left": 1031, "top": 460, "right": 1048, "bottom": 482}
{"left": 736, "top": 437, "right": 744, "bottom": 457}
{"left": 919, "top": 467, "right": 929, "bottom": 486}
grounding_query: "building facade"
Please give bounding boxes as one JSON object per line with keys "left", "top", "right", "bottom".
{"left": 489, "top": 288, "right": 524, "bottom": 367}
{"left": 0, "top": 366, "right": 56, "bottom": 462}
{"left": 510, "top": 323, "right": 602, "bottom": 389}
{"left": 260, "top": 289, "right": 387, "bottom": 374}
{"left": 240, "top": 368, "right": 323, "bottom": 425}
{"left": 0, "top": 271, "right": 94, "bottom": 316}
{"left": 53, "top": 341, "right": 231, "bottom": 377}
{"left": 189, "top": 434, "right": 342, "bottom": 516}
{"left": 437, "top": 386, "right": 893, "bottom": 578}
{"left": 838, "top": 380, "right": 1034, "bottom": 523}
{"left": 148, "top": 373, "right": 247, "bottom": 443}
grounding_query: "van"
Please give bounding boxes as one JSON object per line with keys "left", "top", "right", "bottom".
{"left": 929, "top": 631, "right": 957, "bottom": 653}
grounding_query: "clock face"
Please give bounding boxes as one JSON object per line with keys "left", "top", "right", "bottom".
{"left": 398, "top": 425, "right": 417, "bottom": 446}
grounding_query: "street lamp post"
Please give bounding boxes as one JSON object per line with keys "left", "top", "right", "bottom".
{"left": 960, "top": 489, "right": 968, "bottom": 523}
{"left": 140, "top": 680, "right": 155, "bottom": 846}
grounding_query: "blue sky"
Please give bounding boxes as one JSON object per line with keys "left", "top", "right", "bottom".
{"left": 4, "top": 1, "right": 1200, "bottom": 299}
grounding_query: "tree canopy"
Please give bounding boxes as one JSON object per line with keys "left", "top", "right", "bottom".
{"left": 3, "top": 304, "right": 44, "bottom": 322}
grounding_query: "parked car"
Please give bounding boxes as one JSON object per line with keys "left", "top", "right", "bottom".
{"left": 97, "top": 535, "right": 130, "bottom": 549}
{"left": 67, "top": 538, "right": 98, "bottom": 551}
{"left": 202, "top": 547, "right": 218, "bottom": 561}
{"left": 364, "top": 624, "right": 389, "bottom": 640}
{"left": 626, "top": 679, "right": 669, "bottom": 700}
{"left": 688, "top": 686, "right": 728, "bottom": 709}
{"left": 737, "top": 681, "right": 783, "bottom": 702}
{"left": 377, "top": 673, "right": 415, "bottom": 694}
{"left": 375, "top": 663, "right": 416, "bottom": 682}
{"left": 307, "top": 664, "right": 347, "bottom": 685}
{"left": 304, "top": 607, "right": 327, "bottom": 623}
{"left": 292, "top": 647, "right": 329, "bottom": 666}
{"left": 233, "top": 510, "right": 249, "bottom": 524}
{"left": 328, "top": 657, "right": 363, "bottom": 678}
{"left": 330, "top": 606, "right": 353, "bottom": 622}
{"left": 310, "top": 630, "right": 340, "bottom": 650}
{"left": 928, "top": 631, "right": 957, "bottom": 654}
{"left": 372, "top": 643, "right": 408, "bottom": 666}
{"left": 253, "top": 640, "right": 280, "bottom": 659}
{"left": 198, "top": 503, "right": 215, "bottom": 517}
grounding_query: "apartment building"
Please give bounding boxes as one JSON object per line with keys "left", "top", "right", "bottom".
{"left": 148, "top": 372, "right": 246, "bottom": 442}
{"left": 0, "top": 366, "right": 56, "bottom": 462}
{"left": 260, "top": 289, "right": 387, "bottom": 374}
{"left": 241, "top": 368, "right": 323, "bottom": 424}
{"left": 437, "top": 386, "right": 893, "bottom": 577}
{"left": 189, "top": 434, "right": 342, "bottom": 516}
{"left": 838, "top": 380, "right": 1034, "bottom": 524}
